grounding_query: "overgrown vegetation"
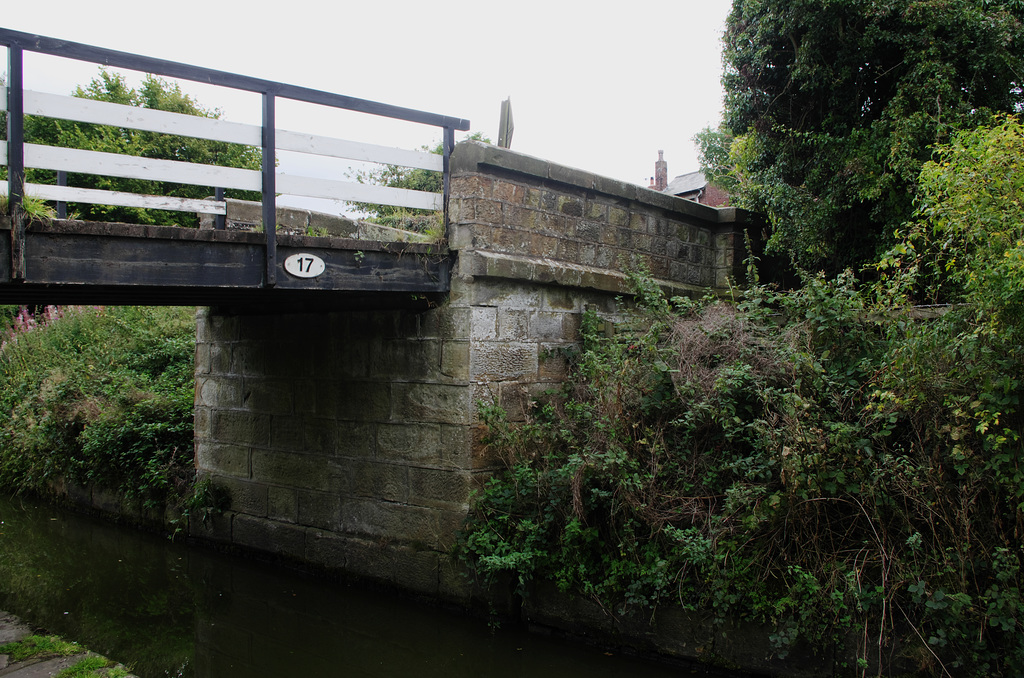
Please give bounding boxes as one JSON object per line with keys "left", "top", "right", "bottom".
{"left": 0, "top": 193, "right": 59, "bottom": 221}
{"left": 0, "top": 305, "right": 198, "bottom": 520}
{"left": 460, "top": 117, "right": 1024, "bottom": 675}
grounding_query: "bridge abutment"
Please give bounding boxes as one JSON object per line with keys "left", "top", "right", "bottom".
{"left": 193, "top": 142, "right": 755, "bottom": 605}
{"left": 193, "top": 301, "right": 479, "bottom": 598}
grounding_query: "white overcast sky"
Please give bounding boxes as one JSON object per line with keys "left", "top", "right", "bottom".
{"left": 4, "top": 0, "right": 731, "bottom": 201}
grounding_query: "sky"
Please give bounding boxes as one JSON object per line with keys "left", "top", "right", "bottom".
{"left": 4, "top": 0, "right": 732, "bottom": 210}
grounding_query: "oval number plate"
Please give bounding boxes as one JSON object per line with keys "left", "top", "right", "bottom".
{"left": 284, "top": 253, "right": 326, "bottom": 278}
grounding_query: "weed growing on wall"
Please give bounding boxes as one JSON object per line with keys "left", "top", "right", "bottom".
{"left": 0, "top": 305, "right": 197, "bottom": 517}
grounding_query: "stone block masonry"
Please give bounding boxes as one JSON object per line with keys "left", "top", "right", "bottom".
{"left": 448, "top": 140, "right": 756, "bottom": 296}
{"left": 192, "top": 141, "right": 757, "bottom": 610}
{"left": 194, "top": 304, "right": 479, "bottom": 599}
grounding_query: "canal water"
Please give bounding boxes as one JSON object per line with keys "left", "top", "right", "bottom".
{"left": 0, "top": 494, "right": 743, "bottom": 678}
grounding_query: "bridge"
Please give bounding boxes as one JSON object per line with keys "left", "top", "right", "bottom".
{"left": 1, "top": 27, "right": 465, "bottom": 308}
{"left": 2, "top": 28, "right": 764, "bottom": 669}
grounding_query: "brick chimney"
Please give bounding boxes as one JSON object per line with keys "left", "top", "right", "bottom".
{"left": 654, "top": 150, "right": 667, "bottom": 191}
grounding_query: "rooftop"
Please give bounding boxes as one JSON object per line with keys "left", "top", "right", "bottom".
{"left": 664, "top": 171, "right": 708, "bottom": 196}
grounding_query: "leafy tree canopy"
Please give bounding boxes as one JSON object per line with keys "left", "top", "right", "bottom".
{"left": 707, "top": 0, "right": 1024, "bottom": 272}
{"left": 24, "top": 69, "right": 261, "bottom": 227}
{"left": 881, "top": 114, "right": 1024, "bottom": 321}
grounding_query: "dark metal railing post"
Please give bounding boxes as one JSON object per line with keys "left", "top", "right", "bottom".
{"left": 6, "top": 46, "right": 24, "bottom": 211}
{"left": 261, "top": 91, "right": 277, "bottom": 287}
{"left": 56, "top": 171, "right": 67, "bottom": 219}
{"left": 214, "top": 187, "right": 225, "bottom": 230}
{"left": 7, "top": 45, "right": 26, "bottom": 279}
{"left": 442, "top": 126, "right": 455, "bottom": 244}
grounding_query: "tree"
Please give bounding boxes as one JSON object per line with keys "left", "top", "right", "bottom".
{"left": 709, "top": 0, "right": 1024, "bottom": 272}
{"left": 350, "top": 131, "right": 489, "bottom": 233}
{"left": 882, "top": 115, "right": 1024, "bottom": 322}
{"left": 24, "top": 70, "right": 261, "bottom": 227}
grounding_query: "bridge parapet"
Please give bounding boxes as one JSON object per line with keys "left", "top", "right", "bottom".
{"left": 197, "top": 197, "right": 434, "bottom": 244}
{"left": 449, "top": 140, "right": 754, "bottom": 295}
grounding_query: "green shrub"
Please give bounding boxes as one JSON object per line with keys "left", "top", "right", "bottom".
{"left": 459, "top": 261, "right": 1024, "bottom": 673}
{"left": 0, "top": 306, "right": 196, "bottom": 513}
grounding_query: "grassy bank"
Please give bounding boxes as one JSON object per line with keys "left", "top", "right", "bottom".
{"left": 0, "top": 305, "right": 197, "bottom": 520}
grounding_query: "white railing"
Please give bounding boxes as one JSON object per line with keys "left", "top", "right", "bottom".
{"left": 1, "top": 28, "right": 470, "bottom": 285}
{"left": 0, "top": 87, "right": 447, "bottom": 215}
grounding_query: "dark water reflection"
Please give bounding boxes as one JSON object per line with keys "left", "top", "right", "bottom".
{"left": 0, "top": 494, "right": 741, "bottom": 678}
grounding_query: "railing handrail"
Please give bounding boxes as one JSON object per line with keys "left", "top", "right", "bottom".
{"left": 1, "top": 27, "right": 470, "bottom": 287}
{"left": 0, "top": 28, "right": 471, "bottom": 131}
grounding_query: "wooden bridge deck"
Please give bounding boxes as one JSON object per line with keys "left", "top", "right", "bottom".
{"left": 0, "top": 217, "right": 451, "bottom": 309}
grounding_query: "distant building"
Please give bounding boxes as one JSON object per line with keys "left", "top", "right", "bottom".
{"left": 648, "top": 153, "right": 730, "bottom": 207}
{"left": 664, "top": 170, "right": 730, "bottom": 207}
